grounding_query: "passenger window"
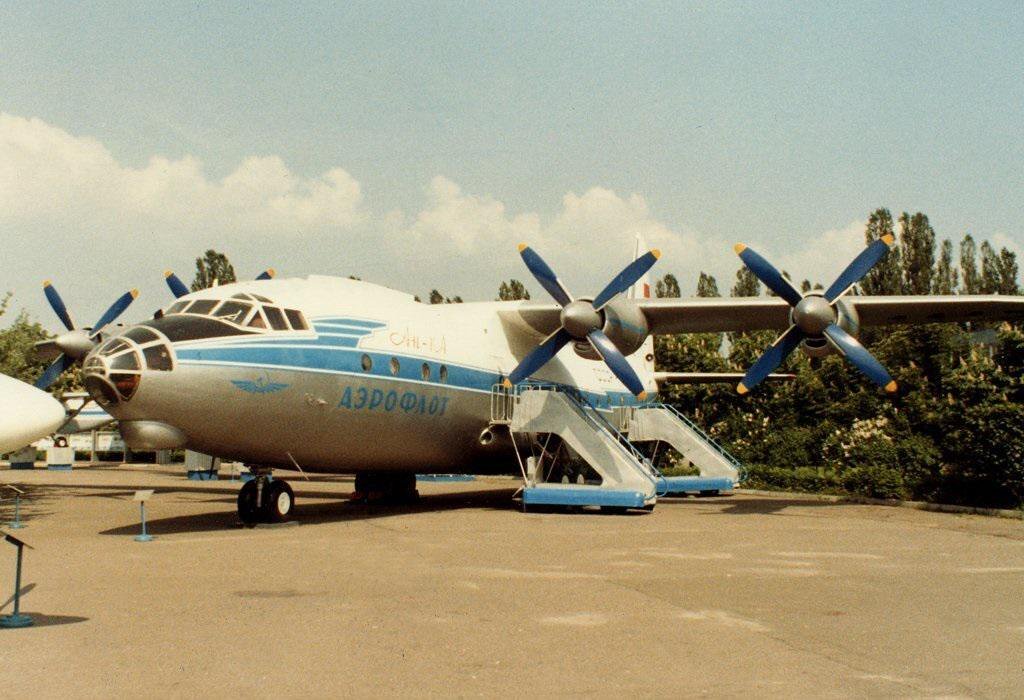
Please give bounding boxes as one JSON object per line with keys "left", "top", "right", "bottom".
{"left": 439, "top": 365, "right": 448, "bottom": 384}
{"left": 421, "top": 362, "right": 430, "bottom": 381}
{"left": 361, "top": 354, "right": 372, "bottom": 372}
{"left": 213, "top": 300, "right": 252, "bottom": 325}
{"left": 390, "top": 357, "right": 400, "bottom": 375}
{"left": 263, "top": 306, "right": 289, "bottom": 330}
{"left": 167, "top": 301, "right": 189, "bottom": 314}
{"left": 187, "top": 299, "right": 218, "bottom": 315}
{"left": 143, "top": 345, "right": 173, "bottom": 371}
{"left": 284, "top": 309, "right": 308, "bottom": 330}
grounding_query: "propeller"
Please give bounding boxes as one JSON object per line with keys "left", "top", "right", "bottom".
{"left": 503, "top": 244, "right": 660, "bottom": 398}
{"left": 34, "top": 281, "right": 139, "bottom": 390}
{"left": 733, "top": 235, "right": 897, "bottom": 395}
{"left": 164, "top": 269, "right": 276, "bottom": 298}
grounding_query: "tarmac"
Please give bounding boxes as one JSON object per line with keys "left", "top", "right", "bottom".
{"left": 1, "top": 463, "right": 1023, "bottom": 698}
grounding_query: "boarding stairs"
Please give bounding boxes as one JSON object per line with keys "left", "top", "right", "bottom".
{"left": 621, "top": 402, "right": 740, "bottom": 495}
{"left": 491, "top": 383, "right": 660, "bottom": 510}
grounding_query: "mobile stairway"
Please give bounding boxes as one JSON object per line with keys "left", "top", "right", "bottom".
{"left": 491, "top": 384, "right": 661, "bottom": 510}
{"left": 622, "top": 402, "right": 741, "bottom": 496}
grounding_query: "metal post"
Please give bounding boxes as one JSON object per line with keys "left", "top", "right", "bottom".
{"left": 135, "top": 502, "right": 153, "bottom": 542}
{"left": 0, "top": 539, "right": 32, "bottom": 628}
{"left": 9, "top": 494, "right": 24, "bottom": 529}
{"left": 90, "top": 429, "right": 97, "bottom": 463}
{"left": 12, "top": 546, "right": 22, "bottom": 617}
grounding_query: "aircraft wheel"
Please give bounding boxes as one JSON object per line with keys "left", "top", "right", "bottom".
{"left": 237, "top": 480, "right": 261, "bottom": 525}
{"left": 263, "top": 480, "right": 294, "bottom": 523}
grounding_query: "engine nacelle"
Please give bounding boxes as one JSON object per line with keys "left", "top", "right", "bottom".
{"left": 572, "top": 297, "right": 651, "bottom": 361}
{"left": 798, "top": 297, "right": 860, "bottom": 359}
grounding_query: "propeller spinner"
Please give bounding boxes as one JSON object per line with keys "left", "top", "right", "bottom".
{"left": 733, "top": 235, "right": 898, "bottom": 395}
{"left": 503, "top": 244, "right": 660, "bottom": 398}
{"left": 35, "top": 281, "right": 139, "bottom": 389}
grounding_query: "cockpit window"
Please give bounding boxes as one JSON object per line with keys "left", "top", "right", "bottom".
{"left": 167, "top": 300, "right": 189, "bottom": 314}
{"left": 123, "top": 327, "right": 160, "bottom": 345}
{"left": 141, "top": 315, "right": 259, "bottom": 342}
{"left": 100, "top": 339, "right": 130, "bottom": 357}
{"left": 247, "top": 310, "right": 267, "bottom": 329}
{"left": 263, "top": 306, "right": 288, "bottom": 331}
{"left": 252, "top": 294, "right": 272, "bottom": 303}
{"left": 143, "top": 345, "right": 173, "bottom": 371}
{"left": 284, "top": 309, "right": 308, "bottom": 330}
{"left": 187, "top": 299, "right": 218, "bottom": 315}
{"left": 213, "top": 300, "right": 252, "bottom": 325}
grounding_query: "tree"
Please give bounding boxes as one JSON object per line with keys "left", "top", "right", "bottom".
{"left": 980, "top": 241, "right": 1001, "bottom": 294}
{"left": 959, "top": 234, "right": 981, "bottom": 294}
{"left": 731, "top": 267, "right": 760, "bottom": 297}
{"left": 191, "top": 250, "right": 237, "bottom": 291}
{"left": 899, "top": 212, "right": 935, "bottom": 295}
{"left": 997, "top": 248, "right": 1020, "bottom": 295}
{"left": 655, "top": 274, "right": 681, "bottom": 298}
{"left": 860, "top": 209, "right": 902, "bottom": 295}
{"left": 696, "top": 272, "right": 719, "bottom": 298}
{"left": 932, "top": 239, "right": 958, "bottom": 294}
{"left": 497, "top": 279, "right": 531, "bottom": 301}
{"left": 429, "top": 290, "right": 462, "bottom": 304}
{"left": 0, "top": 296, "right": 78, "bottom": 393}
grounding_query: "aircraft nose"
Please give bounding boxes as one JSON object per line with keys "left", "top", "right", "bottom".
{"left": 82, "top": 341, "right": 142, "bottom": 407}
{"left": 0, "top": 373, "right": 66, "bottom": 452}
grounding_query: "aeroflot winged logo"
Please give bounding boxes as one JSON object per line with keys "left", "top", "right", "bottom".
{"left": 231, "top": 372, "right": 289, "bottom": 394}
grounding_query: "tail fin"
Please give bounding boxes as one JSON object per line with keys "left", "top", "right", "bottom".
{"left": 627, "top": 233, "right": 653, "bottom": 300}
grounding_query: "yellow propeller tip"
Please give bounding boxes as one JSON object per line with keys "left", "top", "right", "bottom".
{"left": 733, "top": 243, "right": 747, "bottom": 254}
{"left": 130, "top": 289, "right": 140, "bottom": 299}
{"left": 502, "top": 378, "right": 513, "bottom": 389}
{"left": 637, "top": 391, "right": 648, "bottom": 401}
{"left": 881, "top": 233, "right": 895, "bottom": 246}
{"left": 163, "top": 270, "right": 174, "bottom": 278}
{"left": 266, "top": 268, "right": 276, "bottom": 278}
{"left": 884, "top": 380, "right": 898, "bottom": 393}
{"left": 517, "top": 243, "right": 528, "bottom": 253}
{"left": 42, "top": 280, "right": 51, "bottom": 287}
{"left": 650, "top": 249, "right": 661, "bottom": 260}
{"left": 736, "top": 383, "right": 749, "bottom": 395}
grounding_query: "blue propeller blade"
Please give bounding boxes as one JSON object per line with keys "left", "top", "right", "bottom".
{"left": 822, "top": 324, "right": 897, "bottom": 392}
{"left": 255, "top": 268, "right": 276, "bottom": 281}
{"left": 734, "top": 245, "right": 803, "bottom": 306}
{"left": 518, "top": 245, "right": 573, "bottom": 307}
{"left": 505, "top": 328, "right": 574, "bottom": 386}
{"left": 164, "top": 271, "right": 189, "bottom": 298}
{"left": 823, "top": 235, "right": 894, "bottom": 302}
{"left": 91, "top": 289, "right": 139, "bottom": 336}
{"left": 592, "top": 250, "right": 661, "bottom": 310}
{"left": 587, "top": 328, "right": 646, "bottom": 397}
{"left": 35, "top": 354, "right": 74, "bottom": 390}
{"left": 738, "top": 325, "right": 805, "bottom": 394}
{"left": 43, "top": 282, "right": 75, "bottom": 331}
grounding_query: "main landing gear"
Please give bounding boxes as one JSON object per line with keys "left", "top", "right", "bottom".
{"left": 238, "top": 471, "right": 294, "bottom": 525}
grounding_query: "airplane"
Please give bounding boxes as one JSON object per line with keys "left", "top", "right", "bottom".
{"left": 11, "top": 237, "right": 1024, "bottom": 524}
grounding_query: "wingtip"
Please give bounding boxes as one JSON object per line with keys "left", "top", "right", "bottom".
{"left": 736, "top": 382, "right": 749, "bottom": 395}
{"left": 881, "top": 233, "right": 895, "bottom": 246}
{"left": 884, "top": 380, "right": 898, "bottom": 393}
{"left": 517, "top": 243, "right": 528, "bottom": 253}
{"left": 733, "top": 243, "right": 747, "bottom": 255}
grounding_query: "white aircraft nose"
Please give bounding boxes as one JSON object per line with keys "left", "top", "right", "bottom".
{"left": 0, "top": 373, "right": 67, "bottom": 453}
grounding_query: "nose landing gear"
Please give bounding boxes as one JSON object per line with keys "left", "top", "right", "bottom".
{"left": 237, "top": 471, "right": 294, "bottom": 525}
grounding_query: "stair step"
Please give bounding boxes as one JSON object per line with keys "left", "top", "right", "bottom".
{"left": 522, "top": 484, "right": 649, "bottom": 508}
{"left": 660, "top": 476, "right": 736, "bottom": 494}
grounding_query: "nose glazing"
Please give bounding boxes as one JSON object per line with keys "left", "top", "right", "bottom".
{"left": 83, "top": 338, "right": 143, "bottom": 406}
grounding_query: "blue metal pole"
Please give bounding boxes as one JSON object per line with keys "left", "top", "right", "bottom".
{"left": 10, "top": 494, "right": 24, "bottom": 529}
{"left": 135, "top": 502, "right": 153, "bottom": 542}
{"left": 12, "top": 546, "right": 22, "bottom": 617}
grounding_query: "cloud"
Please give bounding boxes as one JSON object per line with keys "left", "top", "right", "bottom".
{"left": 772, "top": 220, "right": 867, "bottom": 289}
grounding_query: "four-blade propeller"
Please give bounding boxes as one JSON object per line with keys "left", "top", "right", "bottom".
{"left": 733, "top": 235, "right": 897, "bottom": 395}
{"left": 35, "top": 281, "right": 139, "bottom": 389}
{"left": 503, "top": 244, "right": 660, "bottom": 398}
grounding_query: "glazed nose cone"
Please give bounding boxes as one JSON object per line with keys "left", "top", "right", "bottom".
{"left": 0, "top": 373, "right": 66, "bottom": 452}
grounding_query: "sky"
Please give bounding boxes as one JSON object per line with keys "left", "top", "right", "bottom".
{"left": 1, "top": 2, "right": 1022, "bottom": 332}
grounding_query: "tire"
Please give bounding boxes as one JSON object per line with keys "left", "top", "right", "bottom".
{"left": 237, "top": 480, "right": 261, "bottom": 525}
{"left": 262, "top": 480, "right": 294, "bottom": 523}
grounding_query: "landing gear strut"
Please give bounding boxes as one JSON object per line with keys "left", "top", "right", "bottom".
{"left": 238, "top": 471, "right": 295, "bottom": 525}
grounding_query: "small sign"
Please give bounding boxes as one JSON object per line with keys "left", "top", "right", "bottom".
{"left": 2, "top": 532, "right": 33, "bottom": 549}
{"left": 133, "top": 490, "right": 155, "bottom": 502}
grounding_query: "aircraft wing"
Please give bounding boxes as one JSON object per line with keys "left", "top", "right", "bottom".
{"left": 638, "top": 295, "right": 1024, "bottom": 335}
{"left": 499, "top": 295, "right": 1024, "bottom": 338}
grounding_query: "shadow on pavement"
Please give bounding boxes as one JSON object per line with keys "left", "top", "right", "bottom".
{"left": 12, "top": 613, "right": 89, "bottom": 627}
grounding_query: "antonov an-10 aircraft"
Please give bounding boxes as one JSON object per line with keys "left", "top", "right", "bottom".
{"left": 15, "top": 238, "right": 1024, "bottom": 523}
